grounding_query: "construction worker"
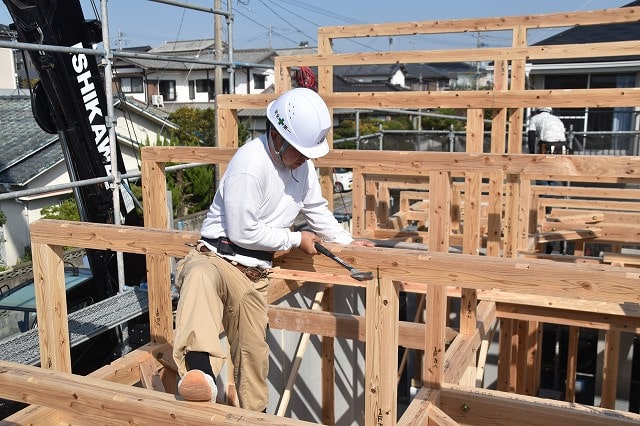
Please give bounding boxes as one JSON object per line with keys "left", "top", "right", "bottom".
{"left": 527, "top": 107, "right": 569, "bottom": 155}
{"left": 173, "top": 87, "right": 373, "bottom": 412}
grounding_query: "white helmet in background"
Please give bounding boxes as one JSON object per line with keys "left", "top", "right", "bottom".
{"left": 266, "top": 87, "right": 331, "bottom": 159}
{"left": 535, "top": 107, "right": 553, "bottom": 114}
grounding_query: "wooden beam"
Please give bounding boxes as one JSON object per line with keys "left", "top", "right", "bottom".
{"left": 317, "top": 7, "right": 640, "bottom": 37}
{"left": 365, "top": 277, "right": 399, "bottom": 426}
{"left": 397, "top": 387, "right": 445, "bottom": 426}
{"left": 439, "top": 383, "right": 640, "bottom": 426}
{"left": 32, "top": 241, "right": 70, "bottom": 373}
{"left": 0, "top": 360, "right": 314, "bottom": 426}
{"left": 28, "top": 221, "right": 640, "bottom": 305}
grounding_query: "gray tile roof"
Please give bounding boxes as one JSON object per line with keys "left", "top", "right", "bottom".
{"left": 531, "top": 1, "right": 640, "bottom": 63}
{"left": 0, "top": 95, "right": 62, "bottom": 187}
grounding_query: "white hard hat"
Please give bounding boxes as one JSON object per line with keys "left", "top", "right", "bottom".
{"left": 266, "top": 88, "right": 331, "bottom": 159}
{"left": 536, "top": 107, "right": 553, "bottom": 114}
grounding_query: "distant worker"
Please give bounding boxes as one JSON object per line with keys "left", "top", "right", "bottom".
{"left": 172, "top": 87, "right": 373, "bottom": 412}
{"left": 527, "top": 107, "right": 570, "bottom": 155}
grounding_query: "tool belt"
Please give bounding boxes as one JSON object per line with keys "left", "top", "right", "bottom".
{"left": 540, "top": 141, "right": 571, "bottom": 155}
{"left": 198, "top": 244, "right": 269, "bottom": 282}
{"left": 200, "top": 236, "right": 274, "bottom": 262}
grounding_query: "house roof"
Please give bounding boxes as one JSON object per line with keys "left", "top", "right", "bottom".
{"left": 333, "top": 75, "right": 411, "bottom": 92}
{"left": 115, "top": 46, "right": 318, "bottom": 72}
{"left": 531, "top": 1, "right": 640, "bottom": 63}
{"left": 116, "top": 49, "right": 274, "bottom": 71}
{"left": 149, "top": 39, "right": 220, "bottom": 55}
{"left": 0, "top": 95, "right": 178, "bottom": 188}
{"left": 0, "top": 95, "right": 63, "bottom": 187}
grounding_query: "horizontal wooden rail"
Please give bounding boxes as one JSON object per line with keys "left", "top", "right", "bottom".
{"left": 318, "top": 7, "right": 640, "bottom": 38}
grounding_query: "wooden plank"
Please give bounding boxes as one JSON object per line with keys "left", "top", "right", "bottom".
{"left": 32, "top": 242, "right": 70, "bottom": 373}
{"left": 565, "top": 326, "right": 580, "bottom": 403}
{"left": 396, "top": 387, "right": 440, "bottom": 426}
{"left": 268, "top": 304, "right": 457, "bottom": 350}
{"left": 317, "top": 7, "right": 640, "bottom": 37}
{"left": 321, "top": 287, "right": 335, "bottom": 426}
{"left": 515, "top": 321, "right": 528, "bottom": 394}
{"left": 424, "top": 171, "right": 451, "bottom": 389}
{"left": 140, "top": 147, "right": 640, "bottom": 181}
{"left": 141, "top": 152, "right": 174, "bottom": 345}
{"left": 603, "top": 252, "right": 640, "bottom": 266}
{"left": 279, "top": 39, "right": 640, "bottom": 68}
{"left": 444, "top": 301, "right": 496, "bottom": 385}
{"left": 601, "top": 330, "right": 621, "bottom": 409}
{"left": 440, "top": 383, "right": 640, "bottom": 426}
{"left": 5, "top": 344, "right": 161, "bottom": 425}
{"left": 0, "top": 360, "right": 314, "bottom": 426}
{"left": 138, "top": 359, "right": 165, "bottom": 393}
{"left": 217, "top": 87, "right": 640, "bottom": 111}
{"left": 526, "top": 321, "right": 542, "bottom": 397}
{"left": 276, "top": 289, "right": 325, "bottom": 417}
{"left": 497, "top": 318, "right": 512, "bottom": 392}
{"left": 29, "top": 221, "right": 640, "bottom": 305}
{"left": 365, "top": 277, "right": 398, "bottom": 426}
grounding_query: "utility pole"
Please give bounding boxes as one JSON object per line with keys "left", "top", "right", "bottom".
{"left": 214, "top": 0, "right": 223, "bottom": 97}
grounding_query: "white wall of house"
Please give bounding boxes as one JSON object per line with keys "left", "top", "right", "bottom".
{"left": 0, "top": 162, "right": 70, "bottom": 266}
{"left": 389, "top": 69, "right": 406, "bottom": 87}
{"left": 114, "top": 109, "right": 171, "bottom": 149}
{"left": 234, "top": 68, "right": 274, "bottom": 94}
{"left": 0, "top": 46, "right": 16, "bottom": 90}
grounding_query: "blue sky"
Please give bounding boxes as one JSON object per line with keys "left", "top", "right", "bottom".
{"left": 1, "top": 0, "right": 633, "bottom": 51}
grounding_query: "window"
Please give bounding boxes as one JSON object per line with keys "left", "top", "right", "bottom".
{"left": 158, "top": 80, "right": 176, "bottom": 101}
{"left": 253, "top": 74, "right": 266, "bottom": 90}
{"left": 119, "top": 77, "right": 144, "bottom": 94}
{"left": 195, "top": 79, "right": 212, "bottom": 93}
{"left": 544, "top": 73, "right": 637, "bottom": 133}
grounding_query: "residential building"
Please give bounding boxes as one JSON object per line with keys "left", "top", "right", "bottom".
{"left": 112, "top": 42, "right": 317, "bottom": 108}
{"left": 0, "top": 24, "right": 16, "bottom": 90}
{"left": 0, "top": 94, "right": 177, "bottom": 267}
{"left": 527, "top": 0, "right": 640, "bottom": 154}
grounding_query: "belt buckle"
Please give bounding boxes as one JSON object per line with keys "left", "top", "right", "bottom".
{"left": 243, "top": 266, "right": 269, "bottom": 282}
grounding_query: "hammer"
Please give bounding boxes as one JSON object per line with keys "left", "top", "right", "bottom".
{"left": 314, "top": 242, "right": 374, "bottom": 281}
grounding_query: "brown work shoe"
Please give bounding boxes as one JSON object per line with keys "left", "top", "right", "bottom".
{"left": 178, "top": 369, "right": 217, "bottom": 402}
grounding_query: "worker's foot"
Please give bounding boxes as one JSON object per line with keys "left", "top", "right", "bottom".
{"left": 178, "top": 369, "right": 217, "bottom": 402}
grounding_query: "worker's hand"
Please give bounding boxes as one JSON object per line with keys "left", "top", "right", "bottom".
{"left": 351, "top": 239, "right": 375, "bottom": 247}
{"left": 299, "top": 230, "right": 321, "bottom": 254}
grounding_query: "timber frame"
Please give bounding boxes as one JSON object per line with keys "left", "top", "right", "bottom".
{"left": 3, "top": 5, "right": 640, "bottom": 425}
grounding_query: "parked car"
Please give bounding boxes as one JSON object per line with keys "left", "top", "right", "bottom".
{"left": 332, "top": 168, "right": 353, "bottom": 193}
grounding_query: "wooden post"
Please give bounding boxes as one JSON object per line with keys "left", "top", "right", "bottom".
{"left": 601, "top": 330, "right": 621, "bottom": 408}
{"left": 32, "top": 241, "right": 71, "bottom": 373}
{"left": 365, "top": 277, "right": 399, "bottom": 426}
{"left": 424, "top": 171, "right": 451, "bottom": 390}
{"left": 141, "top": 151, "right": 172, "bottom": 345}
{"left": 497, "top": 318, "right": 513, "bottom": 392}
{"left": 322, "top": 287, "right": 336, "bottom": 425}
{"left": 565, "top": 326, "right": 580, "bottom": 402}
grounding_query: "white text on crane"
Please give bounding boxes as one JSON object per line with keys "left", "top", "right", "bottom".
{"left": 70, "top": 42, "right": 112, "bottom": 187}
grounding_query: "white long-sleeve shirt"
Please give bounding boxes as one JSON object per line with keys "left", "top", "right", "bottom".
{"left": 200, "top": 134, "right": 353, "bottom": 267}
{"left": 528, "top": 111, "right": 566, "bottom": 142}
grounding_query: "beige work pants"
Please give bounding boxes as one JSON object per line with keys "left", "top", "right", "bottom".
{"left": 173, "top": 248, "right": 269, "bottom": 412}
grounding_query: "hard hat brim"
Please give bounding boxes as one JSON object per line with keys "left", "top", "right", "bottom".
{"left": 295, "top": 138, "right": 330, "bottom": 159}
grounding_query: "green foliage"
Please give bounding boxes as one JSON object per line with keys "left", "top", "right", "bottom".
{"left": 40, "top": 198, "right": 80, "bottom": 221}
{"left": 334, "top": 116, "right": 413, "bottom": 140}
{"left": 166, "top": 165, "right": 215, "bottom": 217}
{"left": 168, "top": 107, "right": 216, "bottom": 146}
{"left": 160, "top": 107, "right": 217, "bottom": 216}
{"left": 238, "top": 119, "right": 250, "bottom": 145}
{"left": 421, "top": 108, "right": 465, "bottom": 131}
{"left": 0, "top": 209, "right": 5, "bottom": 226}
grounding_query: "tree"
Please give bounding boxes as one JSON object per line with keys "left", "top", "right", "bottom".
{"left": 164, "top": 107, "right": 217, "bottom": 217}
{"left": 40, "top": 197, "right": 81, "bottom": 221}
